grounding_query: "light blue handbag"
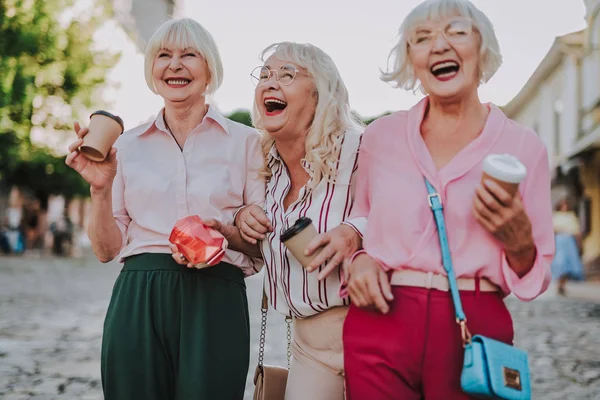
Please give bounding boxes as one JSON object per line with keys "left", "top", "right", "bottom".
{"left": 424, "top": 179, "right": 532, "bottom": 400}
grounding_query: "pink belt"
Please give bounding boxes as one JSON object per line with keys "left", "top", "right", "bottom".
{"left": 390, "top": 269, "right": 499, "bottom": 292}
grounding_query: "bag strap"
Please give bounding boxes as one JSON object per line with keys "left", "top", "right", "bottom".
{"left": 257, "top": 286, "right": 293, "bottom": 369}
{"left": 424, "top": 178, "right": 472, "bottom": 346}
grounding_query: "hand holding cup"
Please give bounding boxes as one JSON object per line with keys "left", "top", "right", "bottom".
{"left": 65, "top": 120, "right": 119, "bottom": 191}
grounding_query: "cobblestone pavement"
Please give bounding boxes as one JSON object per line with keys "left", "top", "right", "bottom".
{"left": 0, "top": 253, "right": 599, "bottom": 399}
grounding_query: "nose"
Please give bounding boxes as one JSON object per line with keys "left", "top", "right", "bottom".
{"left": 431, "top": 32, "right": 451, "bottom": 54}
{"left": 263, "top": 72, "right": 280, "bottom": 90}
{"left": 169, "top": 55, "right": 183, "bottom": 71}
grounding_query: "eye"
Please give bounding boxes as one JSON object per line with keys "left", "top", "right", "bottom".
{"left": 259, "top": 68, "right": 270, "bottom": 79}
{"left": 183, "top": 52, "right": 197, "bottom": 57}
{"left": 446, "top": 20, "right": 471, "bottom": 36}
{"left": 158, "top": 52, "right": 170, "bottom": 58}
{"left": 411, "top": 29, "right": 433, "bottom": 44}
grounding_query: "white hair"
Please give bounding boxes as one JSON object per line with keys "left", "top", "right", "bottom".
{"left": 381, "top": 0, "right": 502, "bottom": 92}
{"left": 252, "top": 42, "right": 364, "bottom": 188}
{"left": 144, "top": 18, "right": 223, "bottom": 96}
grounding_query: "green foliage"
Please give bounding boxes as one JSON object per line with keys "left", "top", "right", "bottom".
{"left": 0, "top": 0, "right": 120, "bottom": 198}
{"left": 225, "top": 109, "right": 392, "bottom": 127}
{"left": 363, "top": 112, "right": 392, "bottom": 125}
{"left": 227, "top": 109, "right": 253, "bottom": 127}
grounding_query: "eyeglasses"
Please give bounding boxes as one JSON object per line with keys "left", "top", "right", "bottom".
{"left": 407, "top": 17, "right": 474, "bottom": 51}
{"left": 250, "top": 64, "right": 305, "bottom": 86}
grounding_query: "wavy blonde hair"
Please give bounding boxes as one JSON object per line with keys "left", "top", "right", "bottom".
{"left": 252, "top": 42, "right": 363, "bottom": 189}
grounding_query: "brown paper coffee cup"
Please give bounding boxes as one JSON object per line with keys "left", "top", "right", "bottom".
{"left": 280, "top": 217, "right": 321, "bottom": 268}
{"left": 481, "top": 154, "right": 527, "bottom": 198}
{"left": 481, "top": 172, "right": 519, "bottom": 197}
{"left": 79, "top": 110, "right": 124, "bottom": 162}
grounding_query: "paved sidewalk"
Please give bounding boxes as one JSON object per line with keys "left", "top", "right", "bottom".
{"left": 0, "top": 253, "right": 599, "bottom": 399}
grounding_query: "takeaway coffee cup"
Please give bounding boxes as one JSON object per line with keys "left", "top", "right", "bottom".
{"left": 481, "top": 154, "right": 527, "bottom": 197}
{"left": 79, "top": 110, "right": 124, "bottom": 162}
{"left": 280, "top": 217, "right": 321, "bottom": 268}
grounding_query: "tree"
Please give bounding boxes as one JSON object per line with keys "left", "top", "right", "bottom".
{"left": 0, "top": 0, "right": 120, "bottom": 199}
{"left": 227, "top": 109, "right": 253, "bottom": 127}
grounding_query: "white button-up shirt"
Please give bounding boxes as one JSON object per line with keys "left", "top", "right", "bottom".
{"left": 112, "top": 105, "right": 265, "bottom": 275}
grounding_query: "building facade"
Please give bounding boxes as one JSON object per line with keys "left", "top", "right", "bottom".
{"left": 111, "top": 0, "right": 181, "bottom": 48}
{"left": 504, "top": 0, "right": 600, "bottom": 275}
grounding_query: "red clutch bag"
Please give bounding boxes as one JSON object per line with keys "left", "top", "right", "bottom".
{"left": 168, "top": 215, "right": 228, "bottom": 268}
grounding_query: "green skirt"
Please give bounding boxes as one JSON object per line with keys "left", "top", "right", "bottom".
{"left": 101, "top": 253, "right": 250, "bottom": 400}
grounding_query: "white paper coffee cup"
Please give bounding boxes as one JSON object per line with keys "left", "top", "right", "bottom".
{"left": 481, "top": 154, "right": 527, "bottom": 197}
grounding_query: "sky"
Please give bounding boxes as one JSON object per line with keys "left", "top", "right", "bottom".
{"left": 96, "top": 0, "right": 588, "bottom": 130}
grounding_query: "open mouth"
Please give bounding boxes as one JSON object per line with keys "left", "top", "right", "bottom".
{"left": 165, "top": 78, "right": 191, "bottom": 87}
{"left": 430, "top": 61, "right": 460, "bottom": 81}
{"left": 264, "top": 98, "right": 287, "bottom": 116}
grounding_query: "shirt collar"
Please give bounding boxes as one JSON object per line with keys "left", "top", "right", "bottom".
{"left": 136, "top": 104, "right": 230, "bottom": 136}
{"left": 266, "top": 143, "right": 314, "bottom": 175}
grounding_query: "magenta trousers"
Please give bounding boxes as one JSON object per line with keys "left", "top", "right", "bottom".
{"left": 343, "top": 286, "right": 514, "bottom": 400}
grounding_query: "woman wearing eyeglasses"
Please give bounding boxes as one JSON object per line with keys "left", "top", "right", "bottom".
{"left": 235, "top": 42, "right": 364, "bottom": 400}
{"left": 325, "top": 0, "right": 555, "bottom": 398}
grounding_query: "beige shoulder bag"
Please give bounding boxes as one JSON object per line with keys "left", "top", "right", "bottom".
{"left": 253, "top": 289, "right": 292, "bottom": 400}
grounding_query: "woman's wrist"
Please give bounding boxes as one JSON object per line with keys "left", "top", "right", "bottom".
{"left": 90, "top": 185, "right": 112, "bottom": 198}
{"left": 505, "top": 240, "right": 536, "bottom": 278}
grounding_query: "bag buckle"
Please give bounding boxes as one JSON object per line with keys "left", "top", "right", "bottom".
{"left": 457, "top": 318, "right": 472, "bottom": 347}
{"left": 427, "top": 192, "right": 442, "bottom": 208}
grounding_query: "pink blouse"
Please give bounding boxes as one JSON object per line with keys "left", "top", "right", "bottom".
{"left": 345, "top": 98, "right": 554, "bottom": 301}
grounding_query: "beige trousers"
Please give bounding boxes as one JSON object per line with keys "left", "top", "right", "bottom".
{"left": 284, "top": 306, "right": 349, "bottom": 400}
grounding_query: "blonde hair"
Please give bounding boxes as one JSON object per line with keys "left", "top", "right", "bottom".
{"left": 144, "top": 18, "right": 223, "bottom": 96}
{"left": 381, "top": 0, "right": 502, "bottom": 92}
{"left": 252, "top": 42, "right": 363, "bottom": 189}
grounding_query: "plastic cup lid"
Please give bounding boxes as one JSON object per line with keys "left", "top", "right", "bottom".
{"left": 482, "top": 154, "right": 527, "bottom": 184}
{"left": 90, "top": 110, "right": 124, "bottom": 134}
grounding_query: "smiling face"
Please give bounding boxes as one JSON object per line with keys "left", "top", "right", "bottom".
{"left": 253, "top": 55, "right": 317, "bottom": 141}
{"left": 408, "top": 16, "right": 481, "bottom": 100}
{"left": 152, "top": 46, "right": 210, "bottom": 104}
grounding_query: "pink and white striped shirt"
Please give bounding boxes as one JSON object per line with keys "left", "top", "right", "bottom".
{"left": 262, "top": 129, "right": 363, "bottom": 318}
{"left": 345, "top": 97, "right": 554, "bottom": 301}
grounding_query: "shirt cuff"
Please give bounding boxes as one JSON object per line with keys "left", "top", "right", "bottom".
{"left": 501, "top": 248, "right": 551, "bottom": 301}
{"left": 342, "top": 217, "right": 367, "bottom": 239}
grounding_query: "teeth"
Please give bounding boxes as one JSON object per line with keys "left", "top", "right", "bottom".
{"left": 167, "top": 79, "right": 190, "bottom": 85}
{"left": 431, "top": 61, "right": 459, "bottom": 72}
{"left": 264, "top": 99, "right": 287, "bottom": 106}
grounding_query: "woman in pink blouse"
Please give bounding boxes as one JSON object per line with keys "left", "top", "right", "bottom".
{"left": 66, "top": 18, "right": 263, "bottom": 400}
{"left": 336, "top": 0, "right": 555, "bottom": 398}
{"left": 233, "top": 42, "right": 364, "bottom": 400}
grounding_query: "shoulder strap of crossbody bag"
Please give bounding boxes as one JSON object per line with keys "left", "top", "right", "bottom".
{"left": 257, "top": 286, "right": 293, "bottom": 369}
{"left": 424, "top": 179, "right": 472, "bottom": 346}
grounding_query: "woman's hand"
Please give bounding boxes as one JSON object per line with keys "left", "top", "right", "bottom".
{"left": 304, "top": 224, "right": 362, "bottom": 281}
{"left": 347, "top": 253, "right": 393, "bottom": 314}
{"left": 170, "top": 243, "right": 195, "bottom": 268}
{"left": 473, "top": 179, "right": 536, "bottom": 276}
{"left": 234, "top": 204, "right": 272, "bottom": 244}
{"left": 65, "top": 121, "right": 118, "bottom": 191}
{"left": 202, "top": 218, "right": 238, "bottom": 242}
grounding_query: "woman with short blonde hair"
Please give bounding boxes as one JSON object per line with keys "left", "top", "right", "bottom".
{"left": 66, "top": 18, "right": 264, "bottom": 399}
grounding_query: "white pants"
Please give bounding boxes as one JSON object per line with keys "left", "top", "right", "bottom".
{"left": 284, "top": 306, "right": 348, "bottom": 400}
